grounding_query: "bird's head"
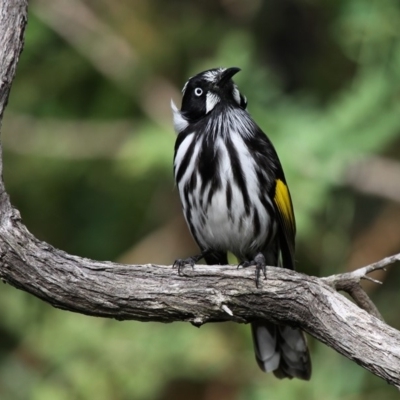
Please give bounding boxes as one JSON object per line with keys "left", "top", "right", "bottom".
{"left": 171, "top": 67, "right": 247, "bottom": 133}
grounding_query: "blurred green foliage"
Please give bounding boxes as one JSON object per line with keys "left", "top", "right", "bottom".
{"left": 1, "top": 0, "right": 400, "bottom": 399}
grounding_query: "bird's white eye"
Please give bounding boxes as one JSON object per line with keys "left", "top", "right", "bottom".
{"left": 194, "top": 88, "right": 203, "bottom": 96}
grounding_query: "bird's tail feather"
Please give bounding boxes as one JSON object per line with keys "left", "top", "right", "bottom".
{"left": 251, "top": 320, "right": 311, "bottom": 380}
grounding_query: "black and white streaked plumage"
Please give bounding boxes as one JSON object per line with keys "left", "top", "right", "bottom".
{"left": 171, "top": 67, "right": 311, "bottom": 380}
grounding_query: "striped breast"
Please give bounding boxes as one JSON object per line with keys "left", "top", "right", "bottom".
{"left": 174, "top": 115, "right": 276, "bottom": 259}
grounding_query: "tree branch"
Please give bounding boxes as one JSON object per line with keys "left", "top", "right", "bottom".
{"left": 0, "top": 216, "right": 400, "bottom": 387}
{"left": 321, "top": 256, "right": 400, "bottom": 321}
{"left": 1, "top": 0, "right": 400, "bottom": 390}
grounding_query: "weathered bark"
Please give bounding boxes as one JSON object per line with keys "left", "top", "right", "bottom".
{"left": 0, "top": 0, "right": 27, "bottom": 211}
{"left": 0, "top": 0, "right": 399, "bottom": 390}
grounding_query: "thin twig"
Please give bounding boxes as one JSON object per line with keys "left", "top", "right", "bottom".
{"left": 321, "top": 253, "right": 400, "bottom": 320}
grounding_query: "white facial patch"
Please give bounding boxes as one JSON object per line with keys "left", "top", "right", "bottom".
{"left": 171, "top": 99, "right": 189, "bottom": 134}
{"left": 203, "top": 68, "right": 225, "bottom": 83}
{"left": 232, "top": 86, "right": 241, "bottom": 105}
{"left": 205, "top": 92, "right": 220, "bottom": 114}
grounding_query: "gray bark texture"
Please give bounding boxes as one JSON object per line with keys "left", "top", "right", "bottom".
{"left": 0, "top": 0, "right": 400, "bottom": 389}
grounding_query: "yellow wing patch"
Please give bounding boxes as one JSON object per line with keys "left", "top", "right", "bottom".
{"left": 273, "top": 178, "right": 296, "bottom": 269}
{"left": 274, "top": 179, "right": 295, "bottom": 229}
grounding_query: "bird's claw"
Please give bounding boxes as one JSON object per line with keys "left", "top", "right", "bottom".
{"left": 173, "top": 257, "right": 196, "bottom": 275}
{"left": 237, "top": 253, "right": 267, "bottom": 288}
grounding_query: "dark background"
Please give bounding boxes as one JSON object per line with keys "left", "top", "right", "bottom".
{"left": 1, "top": 0, "right": 400, "bottom": 399}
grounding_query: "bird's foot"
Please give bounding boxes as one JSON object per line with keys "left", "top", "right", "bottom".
{"left": 238, "top": 253, "right": 267, "bottom": 288}
{"left": 173, "top": 254, "right": 203, "bottom": 275}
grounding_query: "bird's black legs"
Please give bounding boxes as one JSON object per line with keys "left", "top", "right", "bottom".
{"left": 238, "top": 252, "right": 267, "bottom": 288}
{"left": 174, "top": 250, "right": 267, "bottom": 286}
{"left": 173, "top": 250, "right": 228, "bottom": 275}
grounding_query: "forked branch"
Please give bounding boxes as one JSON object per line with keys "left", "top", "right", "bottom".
{"left": 322, "top": 255, "right": 400, "bottom": 321}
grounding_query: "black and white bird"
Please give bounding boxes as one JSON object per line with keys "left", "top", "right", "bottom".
{"left": 171, "top": 67, "right": 311, "bottom": 380}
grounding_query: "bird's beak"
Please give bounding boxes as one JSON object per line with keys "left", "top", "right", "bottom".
{"left": 217, "top": 67, "right": 241, "bottom": 87}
